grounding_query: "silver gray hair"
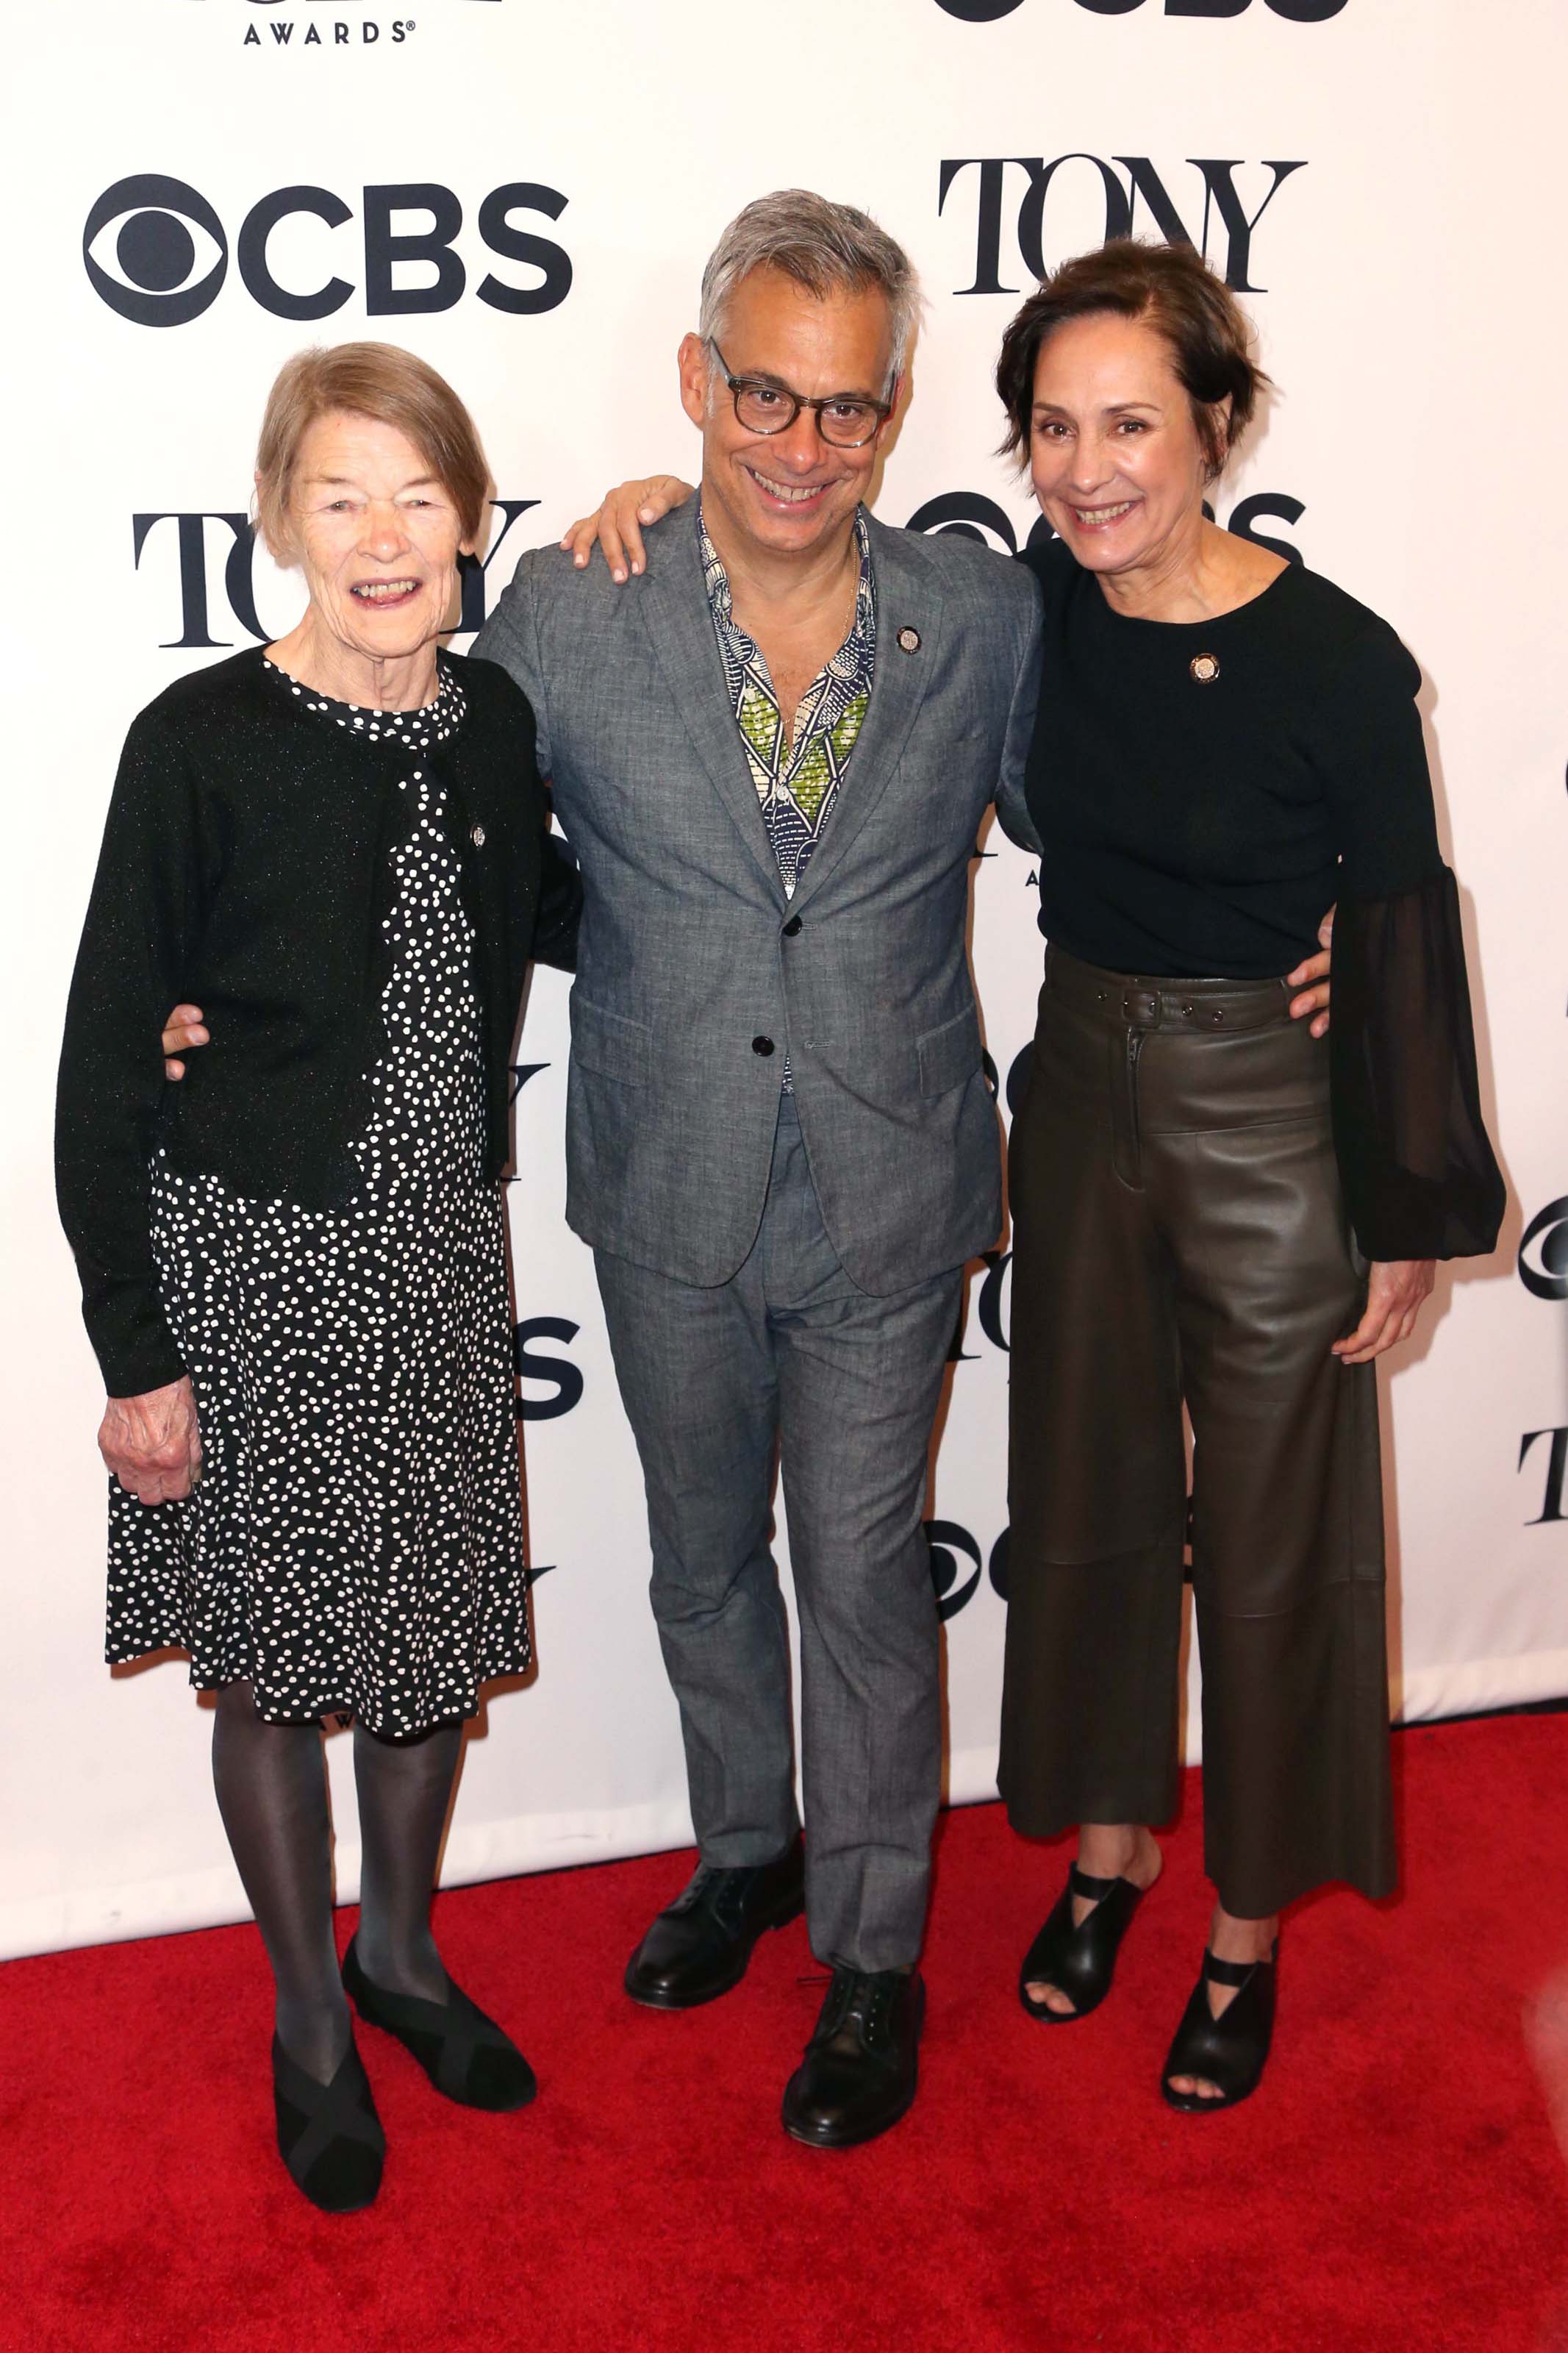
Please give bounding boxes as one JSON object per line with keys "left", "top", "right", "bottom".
{"left": 698, "top": 190, "right": 921, "bottom": 378}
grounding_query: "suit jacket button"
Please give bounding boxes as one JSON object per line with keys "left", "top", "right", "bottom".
{"left": 751, "top": 1035, "right": 776, "bottom": 1057}
{"left": 782, "top": 916, "right": 802, "bottom": 938}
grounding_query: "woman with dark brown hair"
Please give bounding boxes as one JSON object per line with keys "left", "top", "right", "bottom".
{"left": 57, "top": 343, "right": 578, "bottom": 2207}
{"left": 991, "top": 238, "right": 1502, "bottom": 2107}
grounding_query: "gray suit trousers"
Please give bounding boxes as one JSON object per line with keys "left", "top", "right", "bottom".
{"left": 594, "top": 1093, "right": 961, "bottom": 1973}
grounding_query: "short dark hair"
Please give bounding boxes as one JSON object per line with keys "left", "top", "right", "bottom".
{"left": 995, "top": 238, "right": 1272, "bottom": 479}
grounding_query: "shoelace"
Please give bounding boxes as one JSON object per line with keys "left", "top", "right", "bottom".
{"left": 813, "top": 1967, "right": 895, "bottom": 2048}
{"left": 675, "top": 1863, "right": 764, "bottom": 1918}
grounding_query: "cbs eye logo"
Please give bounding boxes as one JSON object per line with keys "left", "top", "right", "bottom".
{"left": 84, "top": 176, "right": 227, "bottom": 329}
{"left": 926, "top": 1521, "right": 984, "bottom": 1621}
{"left": 1519, "top": 1198, "right": 1568, "bottom": 1302}
{"left": 926, "top": 1520, "right": 1012, "bottom": 1616}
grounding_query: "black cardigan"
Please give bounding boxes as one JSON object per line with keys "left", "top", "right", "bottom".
{"left": 57, "top": 647, "right": 579, "bottom": 1398}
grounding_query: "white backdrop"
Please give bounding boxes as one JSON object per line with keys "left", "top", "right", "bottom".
{"left": 4, "top": 0, "right": 1564, "bottom": 1961}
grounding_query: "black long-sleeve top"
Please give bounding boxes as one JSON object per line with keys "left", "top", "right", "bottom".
{"left": 1020, "top": 538, "right": 1503, "bottom": 1263}
{"left": 57, "top": 646, "right": 579, "bottom": 1399}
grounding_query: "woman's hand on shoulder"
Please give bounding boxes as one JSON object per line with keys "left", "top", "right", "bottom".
{"left": 1332, "top": 1259, "right": 1436, "bottom": 1364}
{"left": 1286, "top": 906, "right": 1333, "bottom": 1039}
{"left": 559, "top": 476, "right": 696, "bottom": 582}
{"left": 99, "top": 1376, "right": 202, "bottom": 1504}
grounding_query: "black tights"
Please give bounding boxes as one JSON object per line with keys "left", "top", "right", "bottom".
{"left": 211, "top": 1680, "right": 463, "bottom": 2082}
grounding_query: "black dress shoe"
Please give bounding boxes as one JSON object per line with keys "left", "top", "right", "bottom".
{"left": 343, "top": 1936, "right": 537, "bottom": 2112}
{"left": 623, "top": 1840, "right": 805, "bottom": 2010}
{"left": 272, "top": 2032, "right": 384, "bottom": 2213}
{"left": 781, "top": 1966, "right": 925, "bottom": 2149}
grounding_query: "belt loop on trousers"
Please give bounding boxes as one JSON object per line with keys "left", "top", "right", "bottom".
{"left": 1043, "top": 947, "right": 1294, "bottom": 1034}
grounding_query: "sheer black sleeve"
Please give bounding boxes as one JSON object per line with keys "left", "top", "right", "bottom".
{"left": 1315, "top": 624, "right": 1504, "bottom": 1261}
{"left": 1330, "top": 869, "right": 1505, "bottom": 1260}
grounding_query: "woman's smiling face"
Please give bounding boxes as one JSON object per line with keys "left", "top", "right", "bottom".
{"left": 1028, "top": 310, "right": 1220, "bottom": 582}
{"left": 284, "top": 410, "right": 466, "bottom": 669}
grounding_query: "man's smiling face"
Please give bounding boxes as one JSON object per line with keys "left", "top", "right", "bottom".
{"left": 680, "top": 265, "right": 898, "bottom": 565}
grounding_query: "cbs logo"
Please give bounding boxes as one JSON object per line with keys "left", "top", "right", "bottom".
{"left": 909, "top": 488, "right": 1305, "bottom": 567}
{"left": 515, "top": 1316, "right": 584, "bottom": 1422}
{"left": 1519, "top": 1199, "right": 1568, "bottom": 1303}
{"left": 83, "top": 173, "right": 571, "bottom": 329}
{"left": 937, "top": 1, "right": 1345, "bottom": 18}
{"left": 926, "top": 1521, "right": 1012, "bottom": 1619}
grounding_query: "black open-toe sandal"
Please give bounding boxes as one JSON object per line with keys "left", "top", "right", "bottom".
{"left": 1018, "top": 1863, "right": 1148, "bottom": 2023}
{"left": 1161, "top": 1941, "right": 1278, "bottom": 2113}
{"left": 271, "top": 2032, "right": 385, "bottom": 2213}
{"left": 343, "top": 1935, "right": 537, "bottom": 2113}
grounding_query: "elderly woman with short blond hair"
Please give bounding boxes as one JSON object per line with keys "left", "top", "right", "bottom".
{"left": 57, "top": 341, "right": 576, "bottom": 2210}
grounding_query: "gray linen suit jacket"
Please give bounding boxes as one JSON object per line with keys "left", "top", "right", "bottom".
{"left": 475, "top": 507, "right": 1042, "bottom": 1296}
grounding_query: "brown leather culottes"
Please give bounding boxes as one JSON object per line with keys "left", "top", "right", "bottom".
{"left": 998, "top": 947, "right": 1395, "bottom": 1918}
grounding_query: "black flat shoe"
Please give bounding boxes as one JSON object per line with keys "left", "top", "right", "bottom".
{"left": 624, "top": 1839, "right": 805, "bottom": 2010}
{"left": 1161, "top": 1941, "right": 1278, "bottom": 2113}
{"left": 343, "top": 1937, "right": 537, "bottom": 2113}
{"left": 781, "top": 1967, "right": 925, "bottom": 2150}
{"left": 1019, "top": 1863, "right": 1148, "bottom": 2023}
{"left": 271, "top": 2032, "right": 384, "bottom": 2213}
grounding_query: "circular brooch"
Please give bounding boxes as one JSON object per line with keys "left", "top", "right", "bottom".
{"left": 1189, "top": 653, "right": 1220, "bottom": 685}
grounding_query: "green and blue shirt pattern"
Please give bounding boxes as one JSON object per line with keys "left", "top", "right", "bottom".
{"left": 699, "top": 502, "right": 877, "bottom": 901}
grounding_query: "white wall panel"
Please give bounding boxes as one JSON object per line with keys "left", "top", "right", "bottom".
{"left": 4, "top": 0, "right": 1563, "bottom": 1957}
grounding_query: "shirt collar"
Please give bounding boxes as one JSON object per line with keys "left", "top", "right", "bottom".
{"left": 698, "top": 501, "right": 874, "bottom": 646}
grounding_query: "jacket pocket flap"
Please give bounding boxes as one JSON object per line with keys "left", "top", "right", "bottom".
{"left": 917, "top": 1003, "right": 984, "bottom": 1097}
{"left": 571, "top": 994, "right": 652, "bottom": 1089}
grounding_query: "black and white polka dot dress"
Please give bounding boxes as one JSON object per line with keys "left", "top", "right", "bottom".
{"left": 104, "top": 664, "right": 530, "bottom": 1733}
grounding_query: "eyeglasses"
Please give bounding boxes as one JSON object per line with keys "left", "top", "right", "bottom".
{"left": 707, "top": 339, "right": 895, "bottom": 449}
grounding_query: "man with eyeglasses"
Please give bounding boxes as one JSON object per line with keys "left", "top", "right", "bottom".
{"left": 479, "top": 189, "right": 1042, "bottom": 2147}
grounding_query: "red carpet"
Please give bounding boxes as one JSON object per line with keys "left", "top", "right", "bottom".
{"left": 4, "top": 1710, "right": 1567, "bottom": 2353}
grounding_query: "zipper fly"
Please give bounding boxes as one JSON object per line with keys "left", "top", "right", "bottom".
{"left": 1112, "top": 1023, "right": 1147, "bottom": 1190}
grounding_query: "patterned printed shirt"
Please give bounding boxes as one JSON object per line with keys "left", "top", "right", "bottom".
{"left": 699, "top": 502, "right": 877, "bottom": 901}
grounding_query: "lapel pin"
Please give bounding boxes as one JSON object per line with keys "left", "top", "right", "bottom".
{"left": 897, "top": 626, "right": 921, "bottom": 654}
{"left": 1189, "top": 653, "right": 1220, "bottom": 685}
{"left": 470, "top": 824, "right": 487, "bottom": 846}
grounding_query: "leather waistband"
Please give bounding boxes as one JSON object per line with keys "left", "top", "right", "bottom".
{"left": 1044, "top": 944, "right": 1293, "bottom": 1035}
